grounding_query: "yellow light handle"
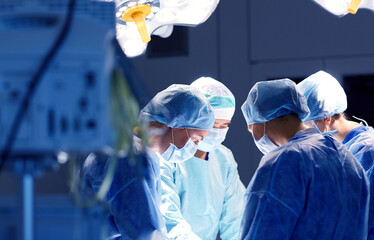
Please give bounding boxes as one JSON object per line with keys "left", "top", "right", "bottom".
{"left": 348, "top": 0, "right": 362, "bottom": 14}
{"left": 132, "top": 12, "right": 151, "bottom": 43}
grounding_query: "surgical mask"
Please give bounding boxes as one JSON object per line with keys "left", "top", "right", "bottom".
{"left": 311, "top": 120, "right": 338, "bottom": 136}
{"left": 161, "top": 129, "right": 198, "bottom": 163}
{"left": 253, "top": 123, "right": 278, "bottom": 155}
{"left": 198, "top": 127, "right": 229, "bottom": 152}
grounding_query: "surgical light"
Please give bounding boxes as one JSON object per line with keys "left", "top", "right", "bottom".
{"left": 348, "top": 0, "right": 362, "bottom": 14}
{"left": 312, "top": 0, "right": 374, "bottom": 16}
{"left": 163, "top": 0, "right": 188, "bottom": 7}
{"left": 121, "top": 4, "right": 152, "bottom": 42}
{"left": 115, "top": 0, "right": 219, "bottom": 57}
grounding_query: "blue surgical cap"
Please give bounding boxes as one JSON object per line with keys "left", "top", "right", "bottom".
{"left": 297, "top": 71, "right": 347, "bottom": 122}
{"left": 139, "top": 84, "right": 215, "bottom": 130}
{"left": 241, "top": 79, "right": 310, "bottom": 125}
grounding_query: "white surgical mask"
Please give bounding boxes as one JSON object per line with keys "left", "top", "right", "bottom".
{"left": 198, "top": 127, "right": 229, "bottom": 152}
{"left": 161, "top": 129, "right": 198, "bottom": 163}
{"left": 253, "top": 123, "right": 278, "bottom": 155}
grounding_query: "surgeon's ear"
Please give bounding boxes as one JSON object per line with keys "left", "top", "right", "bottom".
{"left": 322, "top": 117, "right": 332, "bottom": 131}
{"left": 324, "top": 116, "right": 332, "bottom": 126}
{"left": 247, "top": 125, "right": 253, "bottom": 133}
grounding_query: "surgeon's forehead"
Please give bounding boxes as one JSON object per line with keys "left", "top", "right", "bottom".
{"left": 214, "top": 119, "right": 231, "bottom": 128}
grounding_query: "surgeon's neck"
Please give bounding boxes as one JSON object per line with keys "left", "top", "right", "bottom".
{"left": 267, "top": 114, "right": 309, "bottom": 146}
{"left": 330, "top": 116, "right": 361, "bottom": 142}
{"left": 194, "top": 150, "right": 207, "bottom": 160}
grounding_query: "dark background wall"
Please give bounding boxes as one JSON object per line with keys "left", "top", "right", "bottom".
{"left": 1, "top": 0, "right": 374, "bottom": 239}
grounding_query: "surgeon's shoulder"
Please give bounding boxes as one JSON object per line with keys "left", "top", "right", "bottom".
{"left": 213, "top": 144, "right": 238, "bottom": 166}
{"left": 351, "top": 127, "right": 374, "bottom": 147}
{"left": 215, "top": 144, "right": 232, "bottom": 155}
{"left": 157, "top": 153, "right": 178, "bottom": 172}
{"left": 145, "top": 147, "right": 159, "bottom": 163}
{"left": 82, "top": 153, "right": 108, "bottom": 178}
{"left": 259, "top": 143, "right": 307, "bottom": 171}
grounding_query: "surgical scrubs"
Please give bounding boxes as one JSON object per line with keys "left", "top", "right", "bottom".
{"left": 161, "top": 144, "right": 245, "bottom": 240}
{"left": 343, "top": 125, "right": 374, "bottom": 240}
{"left": 367, "top": 165, "right": 374, "bottom": 240}
{"left": 240, "top": 128, "right": 369, "bottom": 240}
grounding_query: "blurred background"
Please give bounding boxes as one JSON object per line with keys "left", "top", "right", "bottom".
{"left": 0, "top": 0, "right": 373, "bottom": 239}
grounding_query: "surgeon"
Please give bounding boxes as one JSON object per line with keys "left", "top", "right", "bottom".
{"left": 297, "top": 70, "right": 374, "bottom": 239}
{"left": 139, "top": 84, "right": 214, "bottom": 164}
{"left": 81, "top": 84, "right": 214, "bottom": 240}
{"left": 240, "top": 79, "right": 369, "bottom": 239}
{"left": 160, "top": 77, "right": 246, "bottom": 240}
{"left": 81, "top": 150, "right": 166, "bottom": 240}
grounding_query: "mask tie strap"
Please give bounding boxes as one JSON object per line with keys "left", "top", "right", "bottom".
{"left": 311, "top": 120, "right": 338, "bottom": 136}
{"left": 311, "top": 120, "right": 322, "bottom": 133}
{"left": 185, "top": 128, "right": 190, "bottom": 139}
{"left": 171, "top": 128, "right": 175, "bottom": 144}
{"left": 263, "top": 122, "right": 267, "bottom": 136}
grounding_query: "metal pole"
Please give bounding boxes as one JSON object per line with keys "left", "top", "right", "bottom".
{"left": 22, "top": 173, "right": 34, "bottom": 240}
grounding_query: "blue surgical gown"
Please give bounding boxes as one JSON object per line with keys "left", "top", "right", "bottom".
{"left": 161, "top": 144, "right": 246, "bottom": 240}
{"left": 343, "top": 125, "right": 374, "bottom": 240}
{"left": 81, "top": 137, "right": 166, "bottom": 240}
{"left": 367, "top": 165, "right": 374, "bottom": 240}
{"left": 343, "top": 126, "right": 374, "bottom": 171}
{"left": 240, "top": 128, "right": 369, "bottom": 240}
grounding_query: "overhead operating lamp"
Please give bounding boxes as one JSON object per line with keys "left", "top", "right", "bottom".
{"left": 121, "top": 4, "right": 152, "bottom": 43}
{"left": 115, "top": 0, "right": 220, "bottom": 57}
{"left": 312, "top": 0, "right": 374, "bottom": 16}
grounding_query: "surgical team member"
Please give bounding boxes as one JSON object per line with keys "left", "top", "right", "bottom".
{"left": 160, "top": 77, "right": 246, "bottom": 240}
{"left": 240, "top": 79, "right": 369, "bottom": 240}
{"left": 81, "top": 146, "right": 166, "bottom": 240}
{"left": 297, "top": 70, "right": 374, "bottom": 239}
{"left": 139, "top": 84, "right": 214, "bottom": 163}
{"left": 82, "top": 84, "right": 214, "bottom": 240}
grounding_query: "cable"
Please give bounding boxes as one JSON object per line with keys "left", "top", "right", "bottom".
{"left": 352, "top": 115, "right": 369, "bottom": 126}
{"left": 0, "top": 0, "right": 76, "bottom": 172}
